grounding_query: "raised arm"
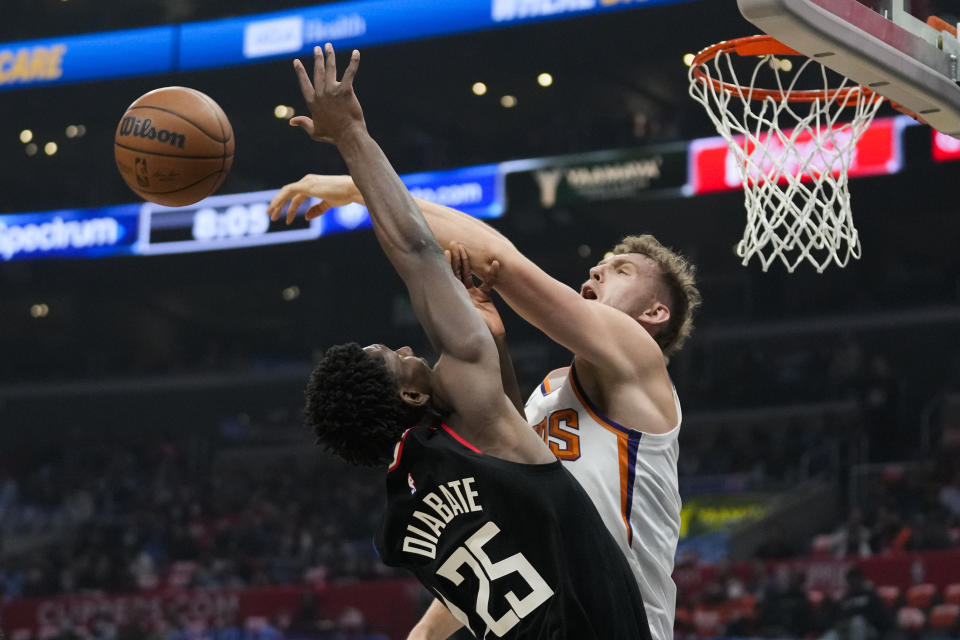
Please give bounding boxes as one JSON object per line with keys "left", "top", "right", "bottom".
{"left": 290, "top": 46, "right": 490, "bottom": 361}
{"left": 447, "top": 242, "right": 524, "bottom": 416}
{"left": 269, "top": 174, "right": 663, "bottom": 378}
{"left": 289, "top": 45, "right": 552, "bottom": 455}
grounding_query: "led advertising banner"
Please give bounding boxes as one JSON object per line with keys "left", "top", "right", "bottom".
{"left": 0, "top": 27, "right": 176, "bottom": 91}
{"left": 0, "top": 0, "right": 694, "bottom": 90}
{"left": 933, "top": 130, "right": 960, "bottom": 162}
{"left": 180, "top": 0, "right": 690, "bottom": 71}
{"left": 138, "top": 189, "right": 321, "bottom": 256}
{"left": 320, "top": 164, "right": 503, "bottom": 236}
{"left": 687, "top": 116, "right": 911, "bottom": 195}
{"left": 0, "top": 206, "right": 140, "bottom": 262}
{"left": 0, "top": 163, "right": 503, "bottom": 261}
{"left": 501, "top": 145, "right": 689, "bottom": 209}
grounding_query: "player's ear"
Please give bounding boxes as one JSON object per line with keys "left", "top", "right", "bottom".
{"left": 637, "top": 302, "right": 670, "bottom": 327}
{"left": 400, "top": 388, "right": 430, "bottom": 408}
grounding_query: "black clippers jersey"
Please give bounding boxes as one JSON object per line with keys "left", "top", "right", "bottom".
{"left": 374, "top": 425, "right": 650, "bottom": 640}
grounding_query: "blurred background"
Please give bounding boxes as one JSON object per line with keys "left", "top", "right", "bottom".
{"left": 1, "top": 0, "right": 960, "bottom": 639}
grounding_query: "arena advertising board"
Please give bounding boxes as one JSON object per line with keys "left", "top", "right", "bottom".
{"left": 0, "top": 0, "right": 693, "bottom": 90}
{"left": 0, "top": 27, "right": 176, "bottom": 90}
{"left": 686, "top": 115, "right": 913, "bottom": 195}
{"left": 501, "top": 144, "right": 689, "bottom": 209}
{"left": 0, "top": 116, "right": 939, "bottom": 262}
{"left": 0, "top": 207, "right": 140, "bottom": 262}
{"left": 318, "top": 163, "right": 504, "bottom": 236}
{"left": 933, "top": 130, "right": 960, "bottom": 162}
{"left": 0, "top": 164, "right": 503, "bottom": 261}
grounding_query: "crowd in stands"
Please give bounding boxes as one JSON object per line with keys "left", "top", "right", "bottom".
{"left": 816, "top": 451, "right": 960, "bottom": 559}
{"left": 674, "top": 561, "right": 960, "bottom": 639}
{"left": 2, "top": 419, "right": 958, "bottom": 602}
{"left": 674, "top": 446, "right": 960, "bottom": 638}
{"left": 0, "top": 433, "right": 395, "bottom": 601}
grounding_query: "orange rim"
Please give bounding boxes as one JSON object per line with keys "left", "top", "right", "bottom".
{"left": 691, "top": 35, "right": 881, "bottom": 104}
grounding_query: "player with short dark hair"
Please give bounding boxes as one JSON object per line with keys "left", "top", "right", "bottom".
{"left": 305, "top": 342, "right": 427, "bottom": 467}
{"left": 286, "top": 43, "right": 650, "bottom": 639}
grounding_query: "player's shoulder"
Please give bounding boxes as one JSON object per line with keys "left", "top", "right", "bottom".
{"left": 388, "top": 425, "right": 484, "bottom": 472}
{"left": 386, "top": 425, "right": 435, "bottom": 473}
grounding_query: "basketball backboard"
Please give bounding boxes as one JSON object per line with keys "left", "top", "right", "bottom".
{"left": 738, "top": 0, "right": 960, "bottom": 138}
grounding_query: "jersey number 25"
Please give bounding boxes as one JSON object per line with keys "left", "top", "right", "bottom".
{"left": 435, "top": 521, "right": 554, "bottom": 637}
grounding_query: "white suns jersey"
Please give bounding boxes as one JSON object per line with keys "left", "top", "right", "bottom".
{"left": 524, "top": 363, "right": 681, "bottom": 640}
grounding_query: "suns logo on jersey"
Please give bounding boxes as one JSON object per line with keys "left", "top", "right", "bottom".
{"left": 532, "top": 408, "right": 581, "bottom": 461}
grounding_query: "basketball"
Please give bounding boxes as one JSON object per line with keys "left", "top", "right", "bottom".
{"left": 114, "top": 86, "right": 234, "bottom": 207}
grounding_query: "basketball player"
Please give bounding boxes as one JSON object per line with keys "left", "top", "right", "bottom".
{"left": 287, "top": 44, "right": 650, "bottom": 639}
{"left": 269, "top": 161, "right": 700, "bottom": 640}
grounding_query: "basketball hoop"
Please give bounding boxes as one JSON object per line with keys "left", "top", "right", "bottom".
{"left": 688, "top": 35, "right": 885, "bottom": 273}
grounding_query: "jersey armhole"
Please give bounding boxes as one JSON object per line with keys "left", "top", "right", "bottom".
{"left": 387, "top": 427, "right": 417, "bottom": 473}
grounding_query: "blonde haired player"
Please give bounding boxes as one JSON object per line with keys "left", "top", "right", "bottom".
{"left": 269, "top": 176, "right": 701, "bottom": 640}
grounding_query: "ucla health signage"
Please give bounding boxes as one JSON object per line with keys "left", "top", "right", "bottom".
{"left": 0, "top": 207, "right": 139, "bottom": 262}
{"left": 0, "top": 0, "right": 692, "bottom": 89}
{"left": 181, "top": 0, "right": 683, "bottom": 70}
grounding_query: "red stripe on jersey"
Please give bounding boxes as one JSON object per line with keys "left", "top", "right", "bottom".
{"left": 441, "top": 424, "right": 483, "bottom": 454}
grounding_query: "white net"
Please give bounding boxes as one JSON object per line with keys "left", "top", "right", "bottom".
{"left": 688, "top": 40, "right": 885, "bottom": 272}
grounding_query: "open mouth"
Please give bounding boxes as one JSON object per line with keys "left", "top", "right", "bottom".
{"left": 581, "top": 285, "right": 598, "bottom": 300}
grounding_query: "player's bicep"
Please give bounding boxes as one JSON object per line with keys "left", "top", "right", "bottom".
{"left": 492, "top": 254, "right": 654, "bottom": 371}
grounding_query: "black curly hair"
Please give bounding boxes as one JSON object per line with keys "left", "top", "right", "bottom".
{"left": 304, "top": 342, "right": 426, "bottom": 466}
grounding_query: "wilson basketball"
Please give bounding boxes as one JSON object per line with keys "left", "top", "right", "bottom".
{"left": 114, "top": 87, "right": 234, "bottom": 207}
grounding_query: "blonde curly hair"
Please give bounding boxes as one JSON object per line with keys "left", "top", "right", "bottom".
{"left": 611, "top": 235, "right": 701, "bottom": 358}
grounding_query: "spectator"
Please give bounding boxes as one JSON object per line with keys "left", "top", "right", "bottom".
{"left": 758, "top": 569, "right": 814, "bottom": 638}
{"left": 821, "top": 566, "right": 890, "bottom": 640}
{"left": 831, "top": 509, "right": 873, "bottom": 558}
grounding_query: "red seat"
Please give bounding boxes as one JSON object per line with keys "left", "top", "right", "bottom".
{"left": 929, "top": 604, "right": 960, "bottom": 629}
{"left": 877, "top": 585, "right": 900, "bottom": 608}
{"left": 897, "top": 606, "right": 926, "bottom": 631}
{"left": 906, "top": 583, "right": 937, "bottom": 609}
{"left": 674, "top": 606, "right": 692, "bottom": 631}
{"left": 945, "top": 583, "right": 960, "bottom": 606}
{"left": 692, "top": 606, "right": 723, "bottom": 636}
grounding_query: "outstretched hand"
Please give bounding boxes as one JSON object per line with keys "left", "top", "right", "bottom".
{"left": 446, "top": 241, "right": 505, "bottom": 338}
{"left": 289, "top": 43, "right": 365, "bottom": 145}
{"left": 266, "top": 174, "right": 362, "bottom": 224}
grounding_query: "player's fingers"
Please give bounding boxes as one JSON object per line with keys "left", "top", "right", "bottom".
{"left": 447, "top": 243, "right": 464, "bottom": 284}
{"left": 459, "top": 244, "right": 473, "bottom": 275}
{"left": 341, "top": 50, "right": 360, "bottom": 86}
{"left": 312, "top": 46, "right": 325, "bottom": 95}
{"left": 293, "top": 59, "right": 315, "bottom": 103}
{"left": 268, "top": 188, "right": 291, "bottom": 220}
{"left": 324, "top": 43, "right": 337, "bottom": 87}
{"left": 289, "top": 116, "right": 315, "bottom": 137}
{"left": 458, "top": 244, "right": 474, "bottom": 289}
{"left": 285, "top": 194, "right": 306, "bottom": 225}
{"left": 479, "top": 260, "right": 501, "bottom": 293}
{"left": 305, "top": 201, "right": 333, "bottom": 220}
